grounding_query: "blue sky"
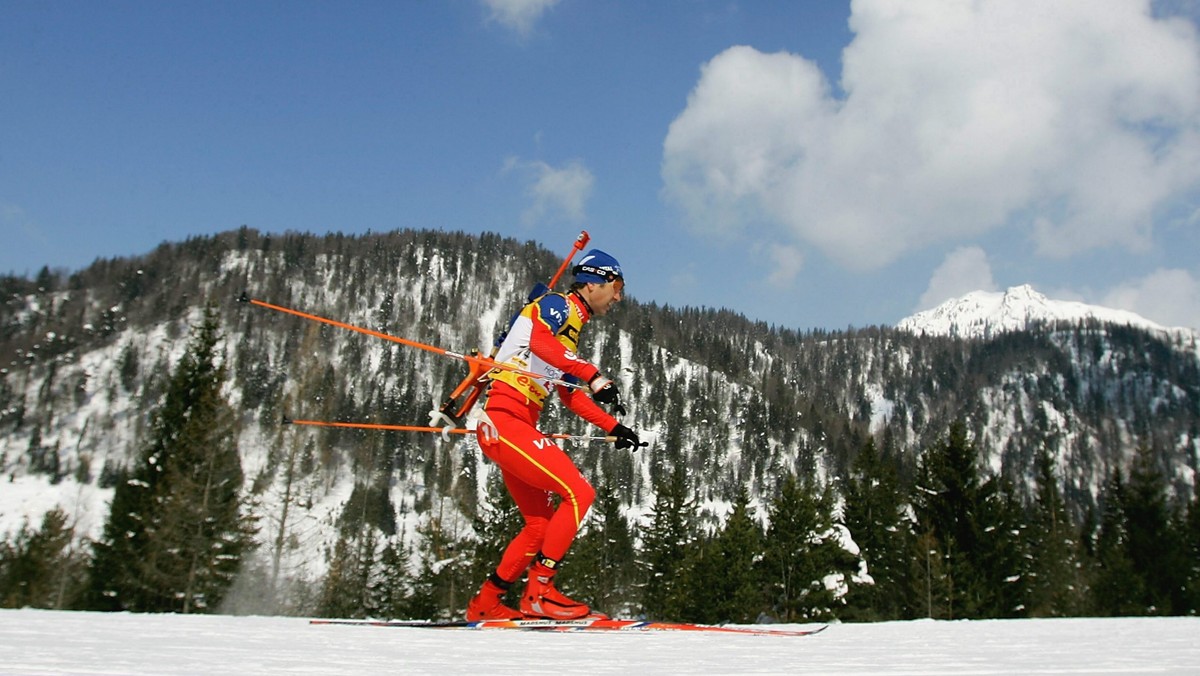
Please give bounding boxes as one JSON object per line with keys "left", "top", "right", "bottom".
{"left": 3, "top": 1, "right": 1200, "bottom": 331}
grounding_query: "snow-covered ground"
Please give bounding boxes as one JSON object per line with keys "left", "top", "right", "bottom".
{"left": 1, "top": 610, "right": 1196, "bottom": 675}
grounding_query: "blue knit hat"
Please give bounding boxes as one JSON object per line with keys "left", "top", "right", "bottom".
{"left": 572, "top": 249, "right": 623, "bottom": 284}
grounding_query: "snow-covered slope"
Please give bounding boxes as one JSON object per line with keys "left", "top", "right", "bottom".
{"left": 3, "top": 609, "right": 1198, "bottom": 675}
{"left": 898, "top": 284, "right": 1196, "bottom": 343}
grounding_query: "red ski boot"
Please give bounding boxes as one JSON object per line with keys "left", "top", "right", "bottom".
{"left": 520, "top": 558, "right": 590, "bottom": 620}
{"left": 466, "top": 574, "right": 522, "bottom": 621}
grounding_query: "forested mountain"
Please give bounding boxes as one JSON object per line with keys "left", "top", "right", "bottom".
{"left": 2, "top": 227, "right": 1198, "bottom": 620}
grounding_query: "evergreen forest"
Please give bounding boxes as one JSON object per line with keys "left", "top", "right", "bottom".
{"left": 1, "top": 227, "right": 1198, "bottom": 621}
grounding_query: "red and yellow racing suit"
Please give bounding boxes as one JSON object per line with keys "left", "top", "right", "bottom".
{"left": 475, "top": 290, "right": 617, "bottom": 583}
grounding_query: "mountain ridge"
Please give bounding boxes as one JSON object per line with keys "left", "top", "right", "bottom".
{"left": 898, "top": 284, "right": 1199, "bottom": 345}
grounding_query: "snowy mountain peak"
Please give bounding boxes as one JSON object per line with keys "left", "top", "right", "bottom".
{"left": 897, "top": 285, "right": 1172, "bottom": 339}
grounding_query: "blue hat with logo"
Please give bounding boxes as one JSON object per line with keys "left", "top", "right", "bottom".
{"left": 573, "top": 249, "right": 623, "bottom": 285}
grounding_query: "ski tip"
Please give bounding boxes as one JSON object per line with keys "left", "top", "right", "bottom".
{"left": 281, "top": 414, "right": 293, "bottom": 425}
{"left": 236, "top": 291, "right": 250, "bottom": 304}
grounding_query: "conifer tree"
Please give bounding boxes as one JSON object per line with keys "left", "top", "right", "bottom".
{"left": 89, "top": 305, "right": 256, "bottom": 612}
{"left": 368, "top": 537, "right": 413, "bottom": 620}
{"left": 973, "top": 475, "right": 1029, "bottom": 617}
{"left": 1027, "top": 448, "right": 1084, "bottom": 617}
{"left": 1088, "top": 468, "right": 1143, "bottom": 616}
{"left": 409, "top": 506, "right": 472, "bottom": 620}
{"left": 1124, "top": 445, "right": 1185, "bottom": 613}
{"left": 1183, "top": 488, "right": 1200, "bottom": 613}
{"left": 759, "top": 473, "right": 858, "bottom": 621}
{"left": 842, "top": 438, "right": 913, "bottom": 620}
{"left": 638, "top": 458, "right": 698, "bottom": 620}
{"left": 685, "top": 486, "right": 764, "bottom": 623}
{"left": 911, "top": 530, "right": 952, "bottom": 619}
{"left": 0, "top": 508, "right": 88, "bottom": 609}
{"left": 911, "top": 421, "right": 989, "bottom": 619}
{"left": 317, "top": 534, "right": 368, "bottom": 619}
{"left": 561, "top": 478, "right": 638, "bottom": 615}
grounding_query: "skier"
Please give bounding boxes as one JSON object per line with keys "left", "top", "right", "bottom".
{"left": 466, "top": 249, "right": 641, "bottom": 621}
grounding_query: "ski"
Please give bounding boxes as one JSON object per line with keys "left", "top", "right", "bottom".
{"left": 309, "top": 617, "right": 827, "bottom": 637}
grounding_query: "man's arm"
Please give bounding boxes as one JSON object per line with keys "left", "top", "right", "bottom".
{"left": 558, "top": 384, "right": 618, "bottom": 432}
{"left": 527, "top": 295, "right": 602, "bottom": 383}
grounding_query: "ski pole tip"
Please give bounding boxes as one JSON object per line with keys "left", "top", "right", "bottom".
{"left": 281, "top": 415, "right": 294, "bottom": 425}
{"left": 237, "top": 291, "right": 250, "bottom": 304}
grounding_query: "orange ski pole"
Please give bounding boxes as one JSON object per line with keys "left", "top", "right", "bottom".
{"left": 241, "top": 294, "right": 585, "bottom": 391}
{"left": 283, "top": 416, "right": 616, "bottom": 443}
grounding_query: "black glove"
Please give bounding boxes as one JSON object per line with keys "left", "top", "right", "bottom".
{"left": 608, "top": 423, "right": 642, "bottom": 451}
{"left": 589, "top": 374, "right": 626, "bottom": 416}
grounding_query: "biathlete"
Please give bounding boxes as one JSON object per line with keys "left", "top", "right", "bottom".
{"left": 466, "top": 249, "right": 641, "bottom": 620}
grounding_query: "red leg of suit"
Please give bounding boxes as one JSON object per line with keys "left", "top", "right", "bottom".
{"left": 477, "top": 389, "right": 596, "bottom": 583}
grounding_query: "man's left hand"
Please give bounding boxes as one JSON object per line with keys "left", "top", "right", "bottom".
{"left": 589, "top": 375, "right": 627, "bottom": 416}
{"left": 608, "top": 423, "right": 643, "bottom": 451}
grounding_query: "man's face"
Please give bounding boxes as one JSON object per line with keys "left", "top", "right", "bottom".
{"left": 586, "top": 279, "right": 623, "bottom": 316}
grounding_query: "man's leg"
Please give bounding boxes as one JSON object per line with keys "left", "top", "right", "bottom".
{"left": 474, "top": 410, "right": 597, "bottom": 618}
{"left": 493, "top": 468, "right": 552, "bottom": 583}
{"left": 467, "top": 421, "right": 551, "bottom": 620}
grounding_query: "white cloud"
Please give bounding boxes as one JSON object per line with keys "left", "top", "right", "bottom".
{"left": 482, "top": 0, "right": 560, "bottom": 38}
{"left": 504, "top": 157, "right": 594, "bottom": 227}
{"left": 663, "top": 0, "right": 1200, "bottom": 278}
{"left": 918, "top": 246, "right": 998, "bottom": 311}
{"left": 763, "top": 243, "right": 805, "bottom": 287}
{"left": 1102, "top": 268, "right": 1200, "bottom": 329}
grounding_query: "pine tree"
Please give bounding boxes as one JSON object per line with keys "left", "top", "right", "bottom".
{"left": 1027, "top": 448, "right": 1084, "bottom": 617}
{"left": 0, "top": 508, "right": 88, "bottom": 609}
{"left": 317, "top": 534, "right": 366, "bottom": 619}
{"left": 1088, "top": 467, "right": 1143, "bottom": 616}
{"left": 717, "top": 488, "right": 767, "bottom": 622}
{"left": 686, "top": 486, "right": 764, "bottom": 623}
{"left": 1124, "top": 445, "right": 1185, "bottom": 613}
{"left": 560, "top": 478, "right": 638, "bottom": 616}
{"left": 911, "top": 421, "right": 989, "bottom": 619}
{"left": 759, "top": 473, "right": 858, "bottom": 621}
{"left": 1183, "top": 488, "right": 1200, "bottom": 614}
{"left": 973, "top": 475, "right": 1029, "bottom": 617}
{"left": 842, "top": 438, "right": 913, "bottom": 620}
{"left": 88, "top": 305, "right": 256, "bottom": 612}
{"left": 911, "top": 530, "right": 952, "bottom": 619}
{"left": 368, "top": 537, "right": 413, "bottom": 620}
{"left": 408, "top": 507, "right": 473, "bottom": 620}
{"left": 638, "top": 458, "right": 698, "bottom": 620}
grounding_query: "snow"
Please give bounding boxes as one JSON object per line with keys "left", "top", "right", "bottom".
{"left": 898, "top": 284, "right": 1199, "bottom": 343}
{"left": 864, "top": 382, "right": 894, "bottom": 434}
{"left": 0, "top": 610, "right": 1196, "bottom": 675}
{"left": 0, "top": 475, "right": 112, "bottom": 543}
